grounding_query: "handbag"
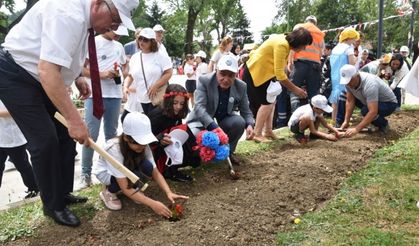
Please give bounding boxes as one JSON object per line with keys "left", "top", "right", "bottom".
{"left": 140, "top": 52, "right": 168, "bottom": 106}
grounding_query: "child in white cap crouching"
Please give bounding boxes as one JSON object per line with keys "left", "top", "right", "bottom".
{"left": 93, "top": 112, "right": 188, "bottom": 218}
{"left": 288, "top": 95, "right": 344, "bottom": 143}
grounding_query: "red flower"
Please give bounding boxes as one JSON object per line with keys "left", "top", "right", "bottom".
{"left": 199, "top": 146, "right": 215, "bottom": 162}
{"left": 213, "top": 128, "right": 229, "bottom": 145}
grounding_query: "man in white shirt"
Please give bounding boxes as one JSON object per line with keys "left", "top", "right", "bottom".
{"left": 80, "top": 26, "right": 128, "bottom": 189}
{"left": 0, "top": 0, "right": 138, "bottom": 227}
{"left": 153, "top": 24, "right": 169, "bottom": 57}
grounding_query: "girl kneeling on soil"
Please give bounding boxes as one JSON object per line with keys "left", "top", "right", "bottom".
{"left": 93, "top": 112, "right": 188, "bottom": 218}
{"left": 147, "top": 84, "right": 200, "bottom": 182}
{"left": 288, "top": 95, "right": 344, "bottom": 143}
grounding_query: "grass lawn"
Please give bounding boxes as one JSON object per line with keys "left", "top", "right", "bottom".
{"left": 277, "top": 127, "right": 419, "bottom": 245}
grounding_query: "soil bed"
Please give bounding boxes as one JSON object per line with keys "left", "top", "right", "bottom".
{"left": 8, "top": 111, "right": 419, "bottom": 246}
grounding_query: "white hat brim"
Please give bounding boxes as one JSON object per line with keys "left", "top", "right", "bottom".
{"left": 340, "top": 76, "right": 351, "bottom": 85}
{"left": 118, "top": 10, "right": 135, "bottom": 31}
{"left": 133, "top": 133, "right": 158, "bottom": 145}
{"left": 321, "top": 105, "right": 333, "bottom": 113}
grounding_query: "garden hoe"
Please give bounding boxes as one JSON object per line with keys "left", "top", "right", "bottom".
{"left": 54, "top": 112, "right": 148, "bottom": 193}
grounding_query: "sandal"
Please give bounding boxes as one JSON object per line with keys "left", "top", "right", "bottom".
{"left": 253, "top": 135, "right": 272, "bottom": 143}
{"left": 263, "top": 131, "right": 279, "bottom": 140}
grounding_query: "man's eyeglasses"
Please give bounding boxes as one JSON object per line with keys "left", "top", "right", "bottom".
{"left": 103, "top": 0, "right": 122, "bottom": 31}
{"left": 138, "top": 36, "right": 151, "bottom": 42}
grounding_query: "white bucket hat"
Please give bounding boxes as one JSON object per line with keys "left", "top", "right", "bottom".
{"left": 266, "top": 81, "right": 283, "bottom": 103}
{"left": 164, "top": 129, "right": 189, "bottom": 166}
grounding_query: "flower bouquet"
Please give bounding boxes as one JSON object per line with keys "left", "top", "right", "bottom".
{"left": 194, "top": 128, "right": 230, "bottom": 162}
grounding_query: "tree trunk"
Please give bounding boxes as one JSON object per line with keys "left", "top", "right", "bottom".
{"left": 184, "top": 6, "right": 199, "bottom": 55}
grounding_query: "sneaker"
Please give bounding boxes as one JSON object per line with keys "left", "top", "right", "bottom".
{"left": 100, "top": 189, "right": 122, "bottom": 210}
{"left": 24, "top": 190, "right": 39, "bottom": 199}
{"left": 379, "top": 124, "right": 389, "bottom": 135}
{"left": 79, "top": 174, "right": 91, "bottom": 189}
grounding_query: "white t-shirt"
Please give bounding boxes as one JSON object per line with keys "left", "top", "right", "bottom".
{"left": 2, "top": 0, "right": 90, "bottom": 86}
{"left": 86, "top": 35, "right": 126, "bottom": 98}
{"left": 124, "top": 51, "right": 172, "bottom": 112}
{"left": 210, "top": 50, "right": 231, "bottom": 70}
{"left": 196, "top": 62, "right": 208, "bottom": 81}
{"left": 288, "top": 104, "right": 319, "bottom": 128}
{"left": 92, "top": 138, "right": 156, "bottom": 185}
{"left": 184, "top": 63, "right": 196, "bottom": 80}
{"left": 0, "top": 100, "right": 26, "bottom": 147}
{"left": 159, "top": 43, "right": 169, "bottom": 57}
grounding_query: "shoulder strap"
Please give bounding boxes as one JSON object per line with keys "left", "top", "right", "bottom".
{"left": 140, "top": 52, "right": 148, "bottom": 92}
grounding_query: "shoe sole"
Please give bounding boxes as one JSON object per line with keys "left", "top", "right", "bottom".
{"left": 99, "top": 192, "right": 122, "bottom": 211}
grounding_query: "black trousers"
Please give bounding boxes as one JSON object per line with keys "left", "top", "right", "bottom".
{"left": 0, "top": 49, "right": 76, "bottom": 210}
{"left": 0, "top": 144, "right": 38, "bottom": 191}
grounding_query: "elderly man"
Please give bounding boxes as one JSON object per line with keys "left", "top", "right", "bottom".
{"left": 0, "top": 0, "right": 138, "bottom": 227}
{"left": 339, "top": 64, "right": 398, "bottom": 137}
{"left": 288, "top": 15, "right": 325, "bottom": 112}
{"left": 187, "top": 55, "right": 254, "bottom": 164}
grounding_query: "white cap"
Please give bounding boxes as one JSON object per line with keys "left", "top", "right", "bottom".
{"left": 266, "top": 81, "right": 282, "bottom": 103}
{"left": 164, "top": 129, "right": 189, "bottom": 166}
{"left": 305, "top": 15, "right": 317, "bottom": 24}
{"left": 195, "top": 50, "right": 207, "bottom": 59}
{"left": 400, "top": 45, "right": 409, "bottom": 53}
{"left": 122, "top": 112, "right": 157, "bottom": 145}
{"left": 112, "top": 0, "right": 139, "bottom": 31}
{"left": 153, "top": 24, "right": 165, "bottom": 32}
{"left": 217, "top": 55, "right": 238, "bottom": 73}
{"left": 361, "top": 48, "right": 369, "bottom": 54}
{"left": 139, "top": 28, "right": 156, "bottom": 39}
{"left": 311, "top": 95, "right": 333, "bottom": 113}
{"left": 113, "top": 26, "right": 128, "bottom": 36}
{"left": 340, "top": 64, "right": 358, "bottom": 85}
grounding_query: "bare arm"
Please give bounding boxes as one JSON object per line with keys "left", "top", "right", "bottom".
{"left": 148, "top": 68, "right": 173, "bottom": 99}
{"left": 0, "top": 110, "right": 11, "bottom": 117}
{"left": 38, "top": 60, "right": 89, "bottom": 144}
{"left": 279, "top": 79, "right": 307, "bottom": 98}
{"left": 348, "top": 54, "right": 357, "bottom": 65}
{"left": 208, "top": 60, "right": 215, "bottom": 72}
{"left": 342, "top": 92, "right": 355, "bottom": 129}
{"left": 116, "top": 177, "right": 172, "bottom": 218}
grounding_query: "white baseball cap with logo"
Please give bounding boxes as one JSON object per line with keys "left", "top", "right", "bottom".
{"left": 153, "top": 24, "right": 165, "bottom": 32}
{"left": 266, "top": 81, "right": 283, "bottom": 103}
{"left": 311, "top": 94, "right": 333, "bottom": 113}
{"left": 217, "top": 55, "right": 238, "bottom": 73}
{"left": 122, "top": 112, "right": 157, "bottom": 145}
{"left": 139, "top": 28, "right": 156, "bottom": 39}
{"left": 340, "top": 64, "right": 358, "bottom": 85}
{"left": 112, "top": 0, "right": 139, "bottom": 31}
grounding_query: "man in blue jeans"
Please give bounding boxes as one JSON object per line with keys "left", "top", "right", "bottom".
{"left": 80, "top": 26, "right": 128, "bottom": 189}
{"left": 338, "top": 64, "right": 398, "bottom": 137}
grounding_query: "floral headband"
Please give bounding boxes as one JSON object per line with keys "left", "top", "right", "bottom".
{"left": 163, "top": 91, "right": 189, "bottom": 98}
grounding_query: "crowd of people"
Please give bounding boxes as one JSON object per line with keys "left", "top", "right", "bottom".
{"left": 0, "top": 0, "right": 418, "bottom": 228}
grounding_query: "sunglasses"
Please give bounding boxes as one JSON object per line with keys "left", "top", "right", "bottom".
{"left": 138, "top": 36, "right": 151, "bottom": 42}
